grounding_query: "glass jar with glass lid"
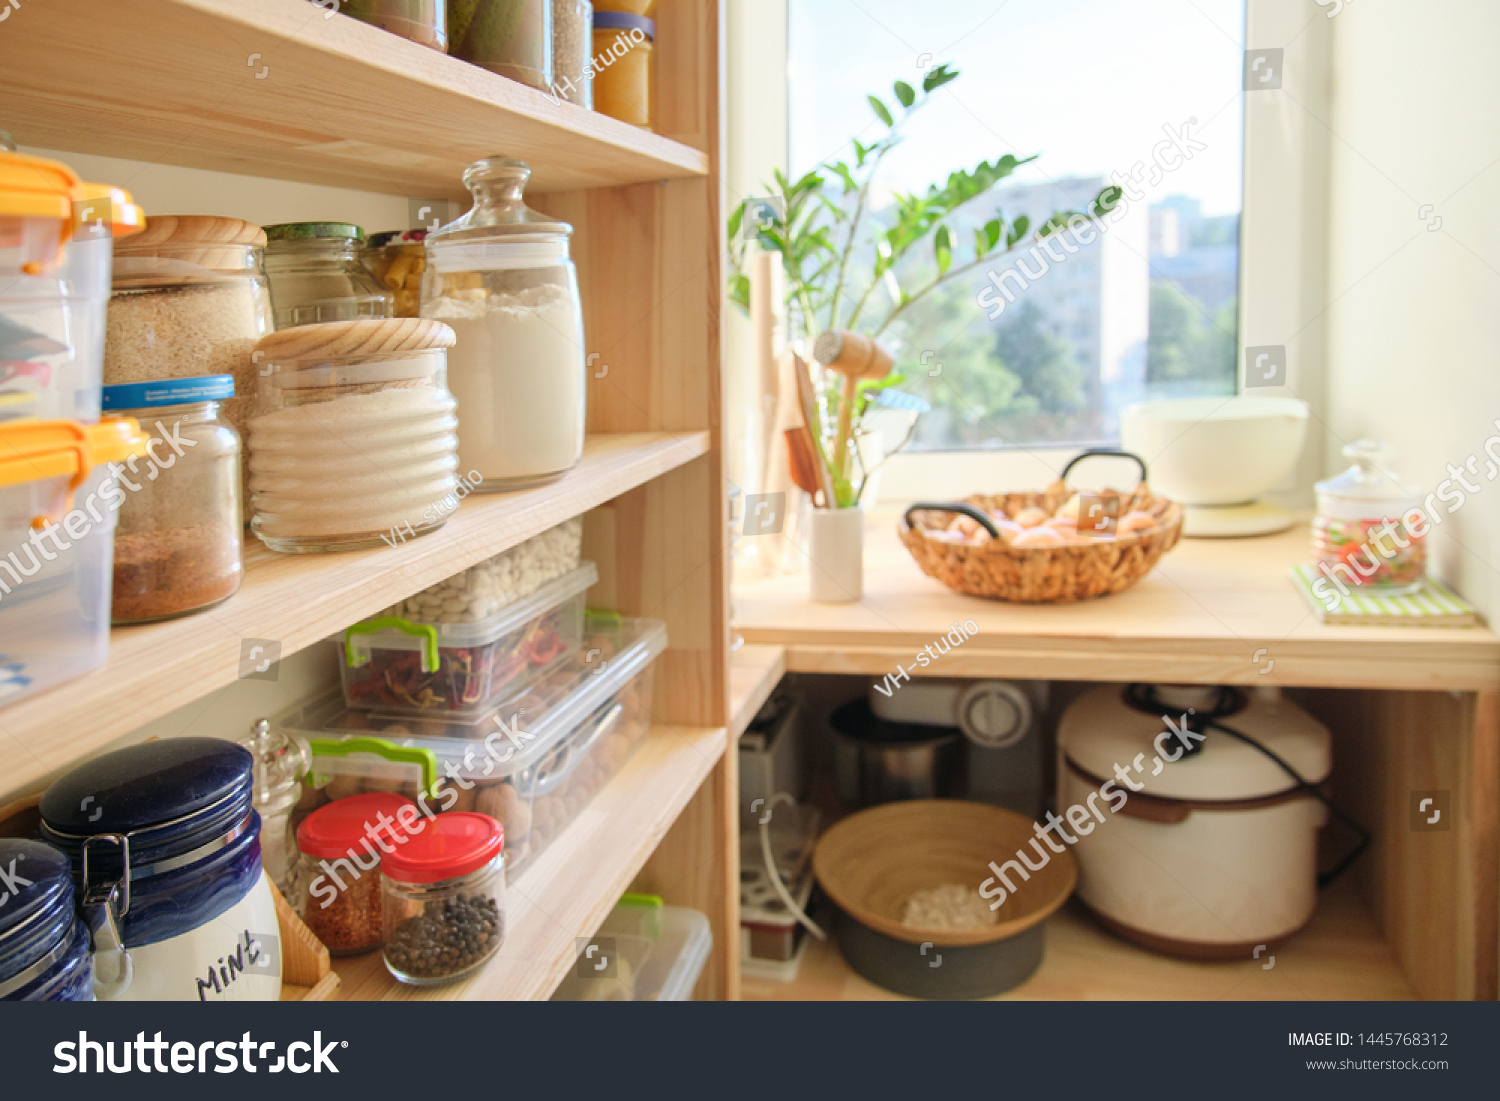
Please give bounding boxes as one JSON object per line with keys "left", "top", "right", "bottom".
{"left": 423, "top": 156, "right": 586, "bottom": 490}
{"left": 263, "top": 222, "right": 394, "bottom": 330}
{"left": 1312, "top": 440, "right": 1427, "bottom": 596}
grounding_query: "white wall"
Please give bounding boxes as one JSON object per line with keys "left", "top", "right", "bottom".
{"left": 1323, "top": 0, "right": 1500, "bottom": 619}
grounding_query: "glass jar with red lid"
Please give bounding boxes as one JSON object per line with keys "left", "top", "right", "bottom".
{"left": 1312, "top": 440, "right": 1427, "bottom": 596}
{"left": 295, "top": 793, "right": 419, "bottom": 955}
{"left": 381, "top": 812, "right": 505, "bottom": 985}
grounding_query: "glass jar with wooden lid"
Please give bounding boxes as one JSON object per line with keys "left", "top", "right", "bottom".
{"left": 247, "top": 317, "right": 460, "bottom": 553}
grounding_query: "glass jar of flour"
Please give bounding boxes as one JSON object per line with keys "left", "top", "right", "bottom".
{"left": 423, "top": 157, "right": 586, "bottom": 490}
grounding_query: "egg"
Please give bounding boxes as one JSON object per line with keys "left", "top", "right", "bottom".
{"left": 926, "top": 528, "right": 970, "bottom": 544}
{"left": 1117, "top": 510, "right": 1157, "bottom": 536}
{"left": 989, "top": 517, "right": 1026, "bottom": 542}
{"left": 1014, "top": 506, "right": 1050, "bottom": 528}
{"left": 1011, "top": 526, "right": 1065, "bottom": 548}
{"left": 947, "top": 514, "right": 993, "bottom": 542}
{"left": 1054, "top": 494, "right": 1082, "bottom": 521}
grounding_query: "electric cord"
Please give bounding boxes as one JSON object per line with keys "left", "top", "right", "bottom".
{"left": 757, "top": 792, "right": 827, "bottom": 941}
{"left": 1124, "top": 684, "right": 1370, "bottom": 888}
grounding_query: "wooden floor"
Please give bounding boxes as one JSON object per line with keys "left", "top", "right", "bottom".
{"left": 741, "top": 879, "right": 1416, "bottom": 1001}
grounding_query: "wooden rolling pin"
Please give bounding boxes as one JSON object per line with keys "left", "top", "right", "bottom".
{"left": 812, "top": 330, "right": 894, "bottom": 478}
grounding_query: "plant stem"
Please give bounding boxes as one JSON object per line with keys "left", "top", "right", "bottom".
{"left": 872, "top": 241, "right": 1024, "bottom": 338}
{"left": 826, "top": 139, "right": 894, "bottom": 332}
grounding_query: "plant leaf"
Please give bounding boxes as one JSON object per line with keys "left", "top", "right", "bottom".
{"left": 985, "top": 218, "right": 1002, "bottom": 249}
{"left": 868, "top": 94, "right": 894, "bottom": 127}
{"left": 922, "top": 63, "right": 959, "bottom": 93}
{"left": 934, "top": 224, "right": 952, "bottom": 275}
{"left": 728, "top": 273, "right": 750, "bottom": 313}
{"left": 893, "top": 80, "right": 916, "bottom": 108}
{"left": 1007, "top": 214, "right": 1031, "bottom": 247}
{"left": 726, "top": 202, "right": 744, "bottom": 242}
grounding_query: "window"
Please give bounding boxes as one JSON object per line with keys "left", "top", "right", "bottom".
{"left": 787, "top": 0, "right": 1246, "bottom": 451}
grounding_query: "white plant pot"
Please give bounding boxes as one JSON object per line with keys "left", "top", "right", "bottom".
{"left": 808, "top": 507, "right": 864, "bottom": 603}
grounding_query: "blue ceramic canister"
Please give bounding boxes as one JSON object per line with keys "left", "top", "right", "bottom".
{"left": 0, "top": 839, "right": 93, "bottom": 1001}
{"left": 39, "top": 737, "right": 282, "bottom": 1002}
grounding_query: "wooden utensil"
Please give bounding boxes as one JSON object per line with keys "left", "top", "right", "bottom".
{"left": 784, "top": 427, "right": 820, "bottom": 496}
{"left": 812, "top": 330, "right": 894, "bottom": 477}
{"left": 790, "top": 351, "right": 838, "bottom": 507}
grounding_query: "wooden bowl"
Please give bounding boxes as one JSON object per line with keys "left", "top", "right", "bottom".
{"left": 813, "top": 799, "right": 1076, "bottom": 948}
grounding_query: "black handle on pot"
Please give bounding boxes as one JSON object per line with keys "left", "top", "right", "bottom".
{"left": 1060, "top": 448, "right": 1148, "bottom": 485}
{"left": 903, "top": 502, "right": 1000, "bottom": 539}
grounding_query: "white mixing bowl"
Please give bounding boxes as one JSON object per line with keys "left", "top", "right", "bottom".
{"left": 1120, "top": 396, "right": 1309, "bottom": 506}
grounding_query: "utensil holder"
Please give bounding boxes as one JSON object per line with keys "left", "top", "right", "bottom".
{"left": 809, "top": 506, "right": 864, "bottom": 603}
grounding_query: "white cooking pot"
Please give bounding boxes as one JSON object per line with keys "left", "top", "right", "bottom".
{"left": 1057, "top": 684, "right": 1330, "bottom": 958}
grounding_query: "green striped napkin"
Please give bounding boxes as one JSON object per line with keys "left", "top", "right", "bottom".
{"left": 1289, "top": 563, "right": 1480, "bottom": 626}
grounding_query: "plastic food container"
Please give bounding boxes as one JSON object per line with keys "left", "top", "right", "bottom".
{"left": 0, "top": 418, "right": 147, "bottom": 706}
{"left": 247, "top": 317, "right": 460, "bottom": 552}
{"left": 277, "top": 615, "right": 666, "bottom": 877}
{"left": 296, "top": 792, "right": 418, "bottom": 955}
{"left": 381, "top": 812, "right": 505, "bottom": 985}
{"left": 450, "top": 0, "right": 552, "bottom": 90}
{"left": 0, "top": 839, "right": 94, "bottom": 1001}
{"left": 424, "top": 157, "right": 586, "bottom": 490}
{"left": 341, "top": 560, "right": 597, "bottom": 715}
{"left": 552, "top": 895, "right": 711, "bottom": 1000}
{"left": 106, "top": 216, "right": 271, "bottom": 466}
{"left": 102, "top": 375, "right": 243, "bottom": 623}
{"left": 339, "top": 0, "right": 448, "bottom": 51}
{"left": 363, "top": 230, "right": 428, "bottom": 318}
{"left": 1, "top": 151, "right": 144, "bottom": 424}
{"left": 551, "top": 0, "right": 594, "bottom": 106}
{"left": 1312, "top": 440, "right": 1426, "bottom": 596}
{"left": 592, "top": 11, "right": 653, "bottom": 129}
{"left": 40, "top": 738, "right": 282, "bottom": 1001}
{"left": 263, "top": 223, "right": 394, "bottom": 330}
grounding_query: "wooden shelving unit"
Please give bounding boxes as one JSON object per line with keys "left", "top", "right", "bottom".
{"left": 0, "top": 0, "right": 735, "bottom": 999}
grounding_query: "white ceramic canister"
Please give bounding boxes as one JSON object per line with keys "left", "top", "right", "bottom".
{"left": 1056, "top": 684, "right": 1330, "bottom": 958}
{"left": 808, "top": 506, "right": 864, "bottom": 603}
{"left": 40, "top": 738, "right": 282, "bottom": 1001}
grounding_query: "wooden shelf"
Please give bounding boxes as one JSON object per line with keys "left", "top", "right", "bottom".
{"left": 0, "top": 431, "right": 707, "bottom": 796}
{"left": 0, "top": 0, "right": 709, "bottom": 198}
{"left": 736, "top": 507, "right": 1500, "bottom": 691}
{"left": 332, "top": 722, "right": 726, "bottom": 1000}
{"left": 729, "top": 644, "right": 786, "bottom": 737}
{"left": 742, "top": 880, "right": 1417, "bottom": 1001}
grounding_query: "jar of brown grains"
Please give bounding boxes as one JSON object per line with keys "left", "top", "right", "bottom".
{"left": 102, "top": 375, "right": 243, "bottom": 624}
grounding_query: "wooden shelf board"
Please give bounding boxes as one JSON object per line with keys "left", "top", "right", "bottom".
{"left": 0, "top": 0, "right": 708, "bottom": 198}
{"left": 332, "top": 722, "right": 727, "bottom": 1001}
{"left": 729, "top": 644, "right": 786, "bottom": 737}
{"left": 0, "top": 431, "right": 708, "bottom": 794}
{"left": 742, "top": 880, "right": 1417, "bottom": 1001}
{"left": 735, "top": 508, "right": 1500, "bottom": 691}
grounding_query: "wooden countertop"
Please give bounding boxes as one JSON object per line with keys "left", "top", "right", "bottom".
{"left": 734, "top": 508, "right": 1500, "bottom": 691}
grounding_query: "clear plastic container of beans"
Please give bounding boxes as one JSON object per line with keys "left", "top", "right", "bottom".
{"left": 381, "top": 812, "right": 505, "bottom": 985}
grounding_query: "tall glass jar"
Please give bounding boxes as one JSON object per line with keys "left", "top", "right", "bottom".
{"left": 423, "top": 157, "right": 586, "bottom": 490}
{"left": 381, "top": 812, "right": 505, "bottom": 985}
{"left": 1312, "top": 440, "right": 1426, "bottom": 596}
{"left": 592, "top": 11, "right": 654, "bottom": 129}
{"left": 363, "top": 229, "right": 428, "bottom": 318}
{"left": 551, "top": 0, "right": 594, "bottom": 106}
{"left": 242, "top": 718, "right": 311, "bottom": 902}
{"left": 263, "top": 223, "right": 393, "bottom": 330}
{"left": 339, "top": 0, "right": 448, "bottom": 51}
{"left": 449, "top": 0, "right": 552, "bottom": 90}
{"left": 106, "top": 216, "right": 271, "bottom": 466}
{"left": 248, "top": 317, "right": 460, "bottom": 553}
{"left": 102, "top": 375, "right": 243, "bottom": 623}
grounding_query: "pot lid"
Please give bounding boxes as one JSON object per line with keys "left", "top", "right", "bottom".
{"left": 380, "top": 812, "right": 503, "bottom": 884}
{"left": 39, "top": 738, "right": 254, "bottom": 839}
{"left": 831, "top": 698, "right": 961, "bottom": 747}
{"left": 428, "top": 156, "right": 572, "bottom": 245}
{"left": 1058, "top": 685, "right": 1331, "bottom": 801}
{"left": 296, "top": 793, "right": 415, "bottom": 860}
{"left": 0, "top": 839, "right": 72, "bottom": 943}
{"left": 1315, "top": 441, "right": 1421, "bottom": 508}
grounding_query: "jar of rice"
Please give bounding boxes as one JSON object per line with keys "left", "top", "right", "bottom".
{"left": 247, "top": 318, "right": 460, "bottom": 553}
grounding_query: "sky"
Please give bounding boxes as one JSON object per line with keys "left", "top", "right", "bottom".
{"left": 789, "top": 0, "right": 1246, "bottom": 218}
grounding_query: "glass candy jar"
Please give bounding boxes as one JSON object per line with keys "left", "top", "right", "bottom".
{"left": 1312, "top": 440, "right": 1426, "bottom": 596}
{"left": 102, "top": 376, "right": 243, "bottom": 623}
{"left": 242, "top": 718, "right": 312, "bottom": 901}
{"left": 263, "top": 223, "right": 394, "bottom": 330}
{"left": 381, "top": 812, "right": 505, "bottom": 985}
{"left": 247, "top": 318, "right": 460, "bottom": 553}
{"left": 423, "top": 156, "right": 586, "bottom": 490}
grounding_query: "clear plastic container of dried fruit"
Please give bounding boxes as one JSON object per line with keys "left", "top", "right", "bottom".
{"left": 381, "top": 812, "right": 506, "bottom": 985}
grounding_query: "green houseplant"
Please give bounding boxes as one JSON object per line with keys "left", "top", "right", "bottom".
{"left": 728, "top": 63, "right": 1120, "bottom": 508}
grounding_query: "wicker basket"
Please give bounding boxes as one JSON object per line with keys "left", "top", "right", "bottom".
{"left": 899, "top": 450, "right": 1184, "bottom": 604}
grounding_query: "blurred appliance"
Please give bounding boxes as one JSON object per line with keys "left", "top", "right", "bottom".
{"left": 738, "top": 691, "right": 803, "bottom": 818}
{"left": 1120, "top": 396, "right": 1308, "bottom": 537}
{"left": 866, "top": 678, "right": 1046, "bottom": 816}
{"left": 739, "top": 801, "right": 821, "bottom": 981}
